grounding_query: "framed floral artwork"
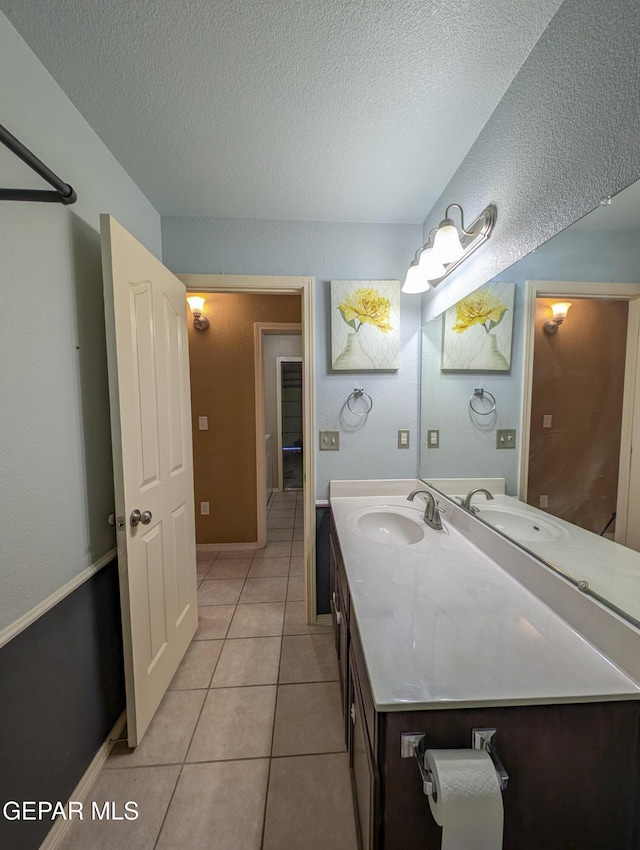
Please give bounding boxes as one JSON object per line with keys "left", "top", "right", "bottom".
{"left": 441, "top": 282, "right": 515, "bottom": 371}
{"left": 330, "top": 280, "right": 400, "bottom": 371}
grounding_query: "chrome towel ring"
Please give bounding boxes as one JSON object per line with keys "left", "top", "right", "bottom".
{"left": 469, "top": 387, "right": 496, "bottom": 415}
{"left": 347, "top": 388, "right": 373, "bottom": 416}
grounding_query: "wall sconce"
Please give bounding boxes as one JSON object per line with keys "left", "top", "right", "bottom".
{"left": 186, "top": 296, "right": 209, "bottom": 330}
{"left": 544, "top": 302, "right": 572, "bottom": 334}
{"left": 402, "top": 203, "right": 496, "bottom": 294}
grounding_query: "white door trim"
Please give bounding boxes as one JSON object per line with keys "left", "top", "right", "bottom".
{"left": 178, "top": 275, "right": 317, "bottom": 624}
{"left": 519, "top": 281, "right": 640, "bottom": 536}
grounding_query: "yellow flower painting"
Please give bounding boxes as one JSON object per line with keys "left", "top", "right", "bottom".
{"left": 451, "top": 289, "right": 507, "bottom": 334}
{"left": 441, "top": 282, "right": 515, "bottom": 371}
{"left": 338, "top": 287, "right": 393, "bottom": 334}
{"left": 331, "top": 280, "right": 400, "bottom": 370}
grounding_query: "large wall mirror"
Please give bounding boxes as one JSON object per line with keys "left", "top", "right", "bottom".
{"left": 420, "top": 177, "right": 640, "bottom": 627}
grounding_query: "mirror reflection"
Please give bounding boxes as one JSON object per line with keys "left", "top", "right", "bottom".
{"left": 420, "top": 178, "right": 640, "bottom": 626}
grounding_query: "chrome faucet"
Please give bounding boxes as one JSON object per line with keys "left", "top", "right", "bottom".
{"left": 407, "top": 489, "right": 443, "bottom": 531}
{"left": 456, "top": 488, "right": 494, "bottom": 514}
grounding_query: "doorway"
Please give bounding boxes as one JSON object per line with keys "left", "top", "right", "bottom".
{"left": 520, "top": 280, "right": 640, "bottom": 549}
{"left": 179, "top": 274, "right": 318, "bottom": 624}
{"left": 277, "top": 357, "right": 303, "bottom": 491}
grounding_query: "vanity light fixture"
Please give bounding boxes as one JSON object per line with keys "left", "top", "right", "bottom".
{"left": 543, "top": 301, "right": 572, "bottom": 334}
{"left": 401, "top": 203, "right": 496, "bottom": 294}
{"left": 186, "top": 295, "right": 209, "bottom": 330}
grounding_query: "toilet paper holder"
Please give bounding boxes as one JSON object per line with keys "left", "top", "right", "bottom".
{"left": 401, "top": 728, "right": 509, "bottom": 796}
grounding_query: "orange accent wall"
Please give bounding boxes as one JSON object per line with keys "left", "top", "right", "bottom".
{"left": 187, "top": 292, "right": 302, "bottom": 544}
{"left": 528, "top": 297, "right": 628, "bottom": 534}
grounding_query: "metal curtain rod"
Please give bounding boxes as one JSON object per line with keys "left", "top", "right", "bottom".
{"left": 0, "top": 122, "right": 77, "bottom": 205}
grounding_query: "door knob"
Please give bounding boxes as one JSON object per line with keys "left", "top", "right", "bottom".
{"left": 130, "top": 509, "right": 153, "bottom": 527}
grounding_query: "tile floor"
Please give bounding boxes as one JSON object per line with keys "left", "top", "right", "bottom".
{"left": 60, "top": 490, "right": 358, "bottom": 850}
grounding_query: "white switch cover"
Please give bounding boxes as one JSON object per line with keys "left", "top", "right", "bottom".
{"left": 198, "top": 416, "right": 209, "bottom": 430}
{"left": 539, "top": 495, "right": 549, "bottom": 508}
{"left": 543, "top": 414, "right": 552, "bottom": 428}
{"left": 398, "top": 430, "right": 410, "bottom": 449}
{"left": 200, "top": 501, "right": 210, "bottom": 515}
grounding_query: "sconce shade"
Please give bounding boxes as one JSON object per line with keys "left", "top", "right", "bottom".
{"left": 418, "top": 244, "right": 446, "bottom": 280}
{"left": 187, "top": 296, "right": 206, "bottom": 313}
{"left": 550, "top": 302, "right": 572, "bottom": 320}
{"left": 544, "top": 301, "right": 572, "bottom": 334}
{"left": 433, "top": 219, "right": 464, "bottom": 263}
{"left": 402, "top": 260, "right": 429, "bottom": 293}
{"left": 186, "top": 295, "right": 209, "bottom": 329}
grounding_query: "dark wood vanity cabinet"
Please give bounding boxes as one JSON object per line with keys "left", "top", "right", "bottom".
{"left": 329, "top": 517, "right": 640, "bottom": 850}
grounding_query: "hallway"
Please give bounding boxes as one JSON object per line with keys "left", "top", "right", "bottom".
{"left": 60, "top": 491, "right": 358, "bottom": 849}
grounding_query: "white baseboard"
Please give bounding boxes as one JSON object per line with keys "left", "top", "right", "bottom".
{"left": 39, "top": 711, "right": 127, "bottom": 850}
{"left": 197, "top": 542, "right": 258, "bottom": 552}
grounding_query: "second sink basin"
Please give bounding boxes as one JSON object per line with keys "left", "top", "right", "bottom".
{"left": 476, "top": 506, "right": 567, "bottom": 543}
{"left": 349, "top": 506, "right": 425, "bottom": 546}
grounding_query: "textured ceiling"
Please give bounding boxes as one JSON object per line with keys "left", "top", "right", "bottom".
{"left": 1, "top": 0, "right": 563, "bottom": 222}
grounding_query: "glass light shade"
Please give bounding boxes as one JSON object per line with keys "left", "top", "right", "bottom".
{"left": 417, "top": 245, "right": 446, "bottom": 280}
{"left": 187, "top": 296, "right": 206, "bottom": 314}
{"left": 550, "top": 301, "right": 572, "bottom": 320}
{"left": 402, "top": 261, "right": 432, "bottom": 294}
{"left": 433, "top": 219, "right": 464, "bottom": 263}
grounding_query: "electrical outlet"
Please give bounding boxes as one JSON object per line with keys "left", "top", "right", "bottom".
{"left": 398, "top": 430, "right": 410, "bottom": 449}
{"left": 319, "top": 430, "right": 340, "bottom": 451}
{"left": 200, "top": 501, "right": 210, "bottom": 515}
{"left": 496, "top": 428, "right": 516, "bottom": 449}
{"left": 427, "top": 429, "right": 439, "bottom": 448}
{"left": 539, "top": 495, "right": 549, "bottom": 508}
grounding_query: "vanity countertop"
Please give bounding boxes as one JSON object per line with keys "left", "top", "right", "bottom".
{"left": 330, "top": 490, "right": 640, "bottom": 712}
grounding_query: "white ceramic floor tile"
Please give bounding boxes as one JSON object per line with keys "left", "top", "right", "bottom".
{"left": 187, "top": 686, "right": 277, "bottom": 762}
{"left": 107, "top": 690, "right": 206, "bottom": 767}
{"left": 59, "top": 765, "right": 180, "bottom": 850}
{"left": 156, "top": 760, "right": 269, "bottom": 850}
{"left": 210, "top": 637, "right": 282, "bottom": 687}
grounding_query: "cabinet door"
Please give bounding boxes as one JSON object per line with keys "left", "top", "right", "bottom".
{"left": 350, "top": 655, "right": 377, "bottom": 850}
{"left": 329, "top": 534, "right": 340, "bottom": 655}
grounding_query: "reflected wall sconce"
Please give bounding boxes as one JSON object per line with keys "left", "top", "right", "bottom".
{"left": 402, "top": 203, "right": 496, "bottom": 294}
{"left": 544, "top": 302, "right": 572, "bottom": 334}
{"left": 186, "top": 296, "right": 209, "bottom": 330}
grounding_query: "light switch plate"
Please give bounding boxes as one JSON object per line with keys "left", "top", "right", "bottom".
{"left": 200, "top": 501, "right": 210, "bottom": 515}
{"left": 198, "top": 416, "right": 208, "bottom": 430}
{"left": 397, "top": 430, "right": 410, "bottom": 449}
{"left": 496, "top": 428, "right": 516, "bottom": 449}
{"left": 319, "top": 430, "right": 340, "bottom": 451}
{"left": 427, "top": 429, "right": 439, "bottom": 448}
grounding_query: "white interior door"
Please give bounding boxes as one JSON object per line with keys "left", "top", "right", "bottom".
{"left": 101, "top": 214, "right": 198, "bottom": 746}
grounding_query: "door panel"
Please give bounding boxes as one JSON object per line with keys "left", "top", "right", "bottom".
{"left": 101, "top": 214, "right": 197, "bottom": 745}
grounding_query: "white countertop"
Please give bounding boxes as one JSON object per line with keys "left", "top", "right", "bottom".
{"left": 330, "top": 490, "right": 640, "bottom": 712}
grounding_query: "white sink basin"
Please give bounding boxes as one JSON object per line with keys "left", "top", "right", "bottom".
{"left": 349, "top": 506, "right": 426, "bottom": 546}
{"left": 476, "top": 506, "right": 567, "bottom": 543}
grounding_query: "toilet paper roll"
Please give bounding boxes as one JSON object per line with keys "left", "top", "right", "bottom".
{"left": 425, "top": 749, "right": 503, "bottom": 850}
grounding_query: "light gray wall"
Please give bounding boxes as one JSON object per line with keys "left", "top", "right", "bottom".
{"left": 420, "top": 225, "right": 640, "bottom": 491}
{"left": 0, "top": 13, "right": 161, "bottom": 632}
{"left": 420, "top": 0, "right": 640, "bottom": 324}
{"left": 162, "top": 217, "right": 423, "bottom": 500}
